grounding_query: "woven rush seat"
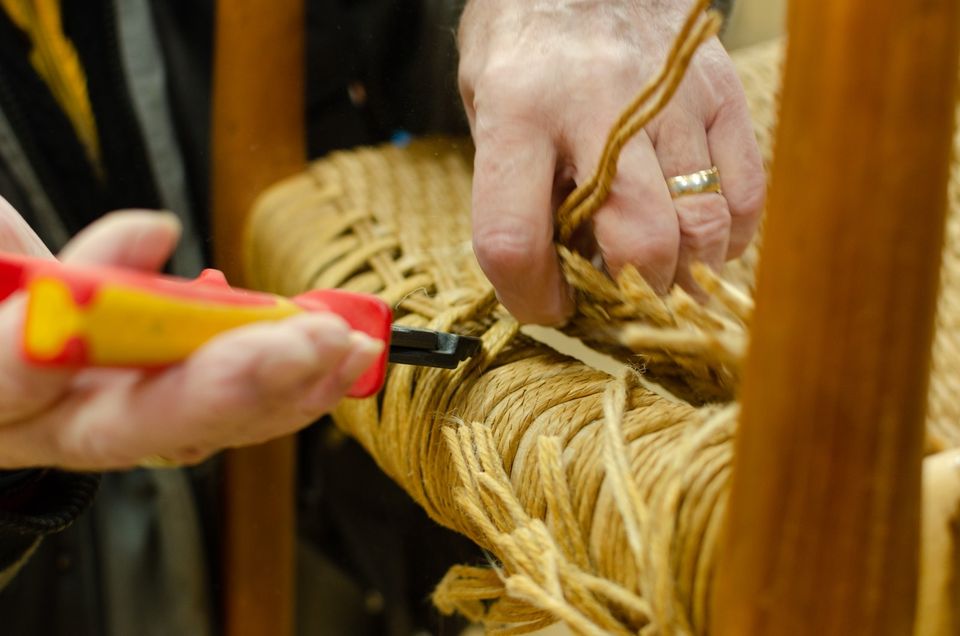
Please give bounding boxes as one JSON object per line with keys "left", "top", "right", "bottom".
{"left": 245, "top": 38, "right": 960, "bottom": 636}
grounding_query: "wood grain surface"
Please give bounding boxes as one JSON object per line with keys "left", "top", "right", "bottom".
{"left": 711, "top": 1, "right": 960, "bottom": 634}
{"left": 211, "top": 1, "right": 306, "bottom": 635}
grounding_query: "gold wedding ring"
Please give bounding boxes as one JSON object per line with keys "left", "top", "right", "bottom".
{"left": 666, "top": 166, "right": 722, "bottom": 199}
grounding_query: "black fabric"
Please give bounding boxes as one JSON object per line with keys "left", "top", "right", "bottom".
{"left": 306, "top": 0, "right": 387, "bottom": 158}
{"left": 148, "top": 0, "right": 214, "bottom": 250}
{"left": 0, "top": 160, "right": 34, "bottom": 229}
{"left": 306, "top": 0, "right": 466, "bottom": 157}
{"left": 0, "top": 0, "right": 162, "bottom": 238}
{"left": 0, "top": 534, "right": 34, "bottom": 574}
{"left": 0, "top": 470, "right": 42, "bottom": 493}
{"left": 61, "top": 0, "right": 162, "bottom": 214}
{"left": 146, "top": 0, "right": 460, "bottom": 241}
{"left": 0, "top": 470, "right": 100, "bottom": 589}
{"left": 0, "top": 10, "right": 106, "bottom": 238}
{"left": 0, "top": 508, "right": 106, "bottom": 636}
{"left": 0, "top": 471, "right": 100, "bottom": 539}
{"left": 298, "top": 422, "right": 479, "bottom": 636}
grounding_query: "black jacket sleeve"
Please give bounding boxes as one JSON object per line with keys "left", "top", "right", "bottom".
{"left": 0, "top": 470, "right": 99, "bottom": 589}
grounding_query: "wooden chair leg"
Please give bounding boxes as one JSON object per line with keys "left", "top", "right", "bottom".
{"left": 210, "top": 1, "right": 306, "bottom": 634}
{"left": 711, "top": 1, "right": 960, "bottom": 634}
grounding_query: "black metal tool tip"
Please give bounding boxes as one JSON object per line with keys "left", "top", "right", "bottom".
{"left": 388, "top": 325, "right": 483, "bottom": 369}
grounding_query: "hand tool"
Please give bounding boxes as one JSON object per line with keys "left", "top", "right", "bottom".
{"left": 0, "top": 252, "right": 482, "bottom": 398}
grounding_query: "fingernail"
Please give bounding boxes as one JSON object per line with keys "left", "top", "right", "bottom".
{"left": 109, "top": 208, "right": 181, "bottom": 230}
{"left": 295, "top": 332, "right": 384, "bottom": 413}
{"left": 257, "top": 316, "right": 352, "bottom": 392}
{"left": 155, "top": 210, "right": 182, "bottom": 231}
{"left": 338, "top": 332, "right": 385, "bottom": 384}
{"left": 350, "top": 331, "right": 385, "bottom": 359}
{"left": 295, "top": 313, "right": 351, "bottom": 345}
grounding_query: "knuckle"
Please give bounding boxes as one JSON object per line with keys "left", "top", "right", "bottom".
{"left": 697, "top": 52, "right": 747, "bottom": 105}
{"left": 649, "top": 121, "right": 679, "bottom": 153}
{"left": 569, "top": 46, "right": 636, "bottom": 85}
{"left": 711, "top": 67, "right": 747, "bottom": 104}
{"left": 473, "top": 222, "right": 547, "bottom": 281}
{"left": 648, "top": 110, "right": 700, "bottom": 150}
{"left": 599, "top": 223, "right": 678, "bottom": 279}
{"left": 678, "top": 199, "right": 732, "bottom": 252}
{"left": 57, "top": 427, "right": 128, "bottom": 469}
{"left": 471, "top": 61, "right": 539, "bottom": 111}
{"left": 55, "top": 423, "right": 103, "bottom": 466}
{"left": 470, "top": 44, "right": 642, "bottom": 120}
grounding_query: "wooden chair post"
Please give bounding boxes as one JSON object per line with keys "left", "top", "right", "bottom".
{"left": 210, "top": 1, "right": 305, "bottom": 634}
{"left": 711, "top": 1, "right": 960, "bottom": 635}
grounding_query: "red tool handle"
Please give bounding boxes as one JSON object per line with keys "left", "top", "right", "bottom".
{"left": 0, "top": 252, "right": 392, "bottom": 398}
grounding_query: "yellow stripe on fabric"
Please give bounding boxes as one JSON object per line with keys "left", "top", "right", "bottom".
{"left": 0, "top": 0, "right": 102, "bottom": 172}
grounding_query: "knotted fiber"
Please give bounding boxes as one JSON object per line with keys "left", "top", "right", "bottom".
{"left": 245, "top": 6, "right": 960, "bottom": 633}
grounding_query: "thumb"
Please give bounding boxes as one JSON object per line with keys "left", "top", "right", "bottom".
{"left": 0, "top": 196, "right": 53, "bottom": 258}
{"left": 59, "top": 210, "right": 181, "bottom": 270}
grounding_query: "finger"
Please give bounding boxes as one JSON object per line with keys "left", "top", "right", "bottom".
{"left": 706, "top": 86, "right": 766, "bottom": 258}
{"left": 0, "top": 196, "right": 52, "bottom": 258}
{"left": 458, "top": 72, "right": 477, "bottom": 135}
{"left": 653, "top": 112, "right": 731, "bottom": 291}
{"left": 19, "top": 313, "right": 382, "bottom": 469}
{"left": 471, "top": 118, "right": 571, "bottom": 324}
{"left": 575, "top": 128, "right": 680, "bottom": 294}
{"left": 59, "top": 210, "right": 182, "bottom": 271}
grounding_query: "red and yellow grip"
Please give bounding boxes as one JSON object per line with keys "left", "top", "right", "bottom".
{"left": 1, "top": 254, "right": 392, "bottom": 398}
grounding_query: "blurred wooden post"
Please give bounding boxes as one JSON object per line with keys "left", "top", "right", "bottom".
{"left": 211, "top": 1, "right": 305, "bottom": 635}
{"left": 711, "top": 1, "right": 960, "bottom": 635}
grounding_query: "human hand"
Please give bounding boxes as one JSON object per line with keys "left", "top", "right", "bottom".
{"left": 0, "top": 200, "right": 383, "bottom": 470}
{"left": 458, "top": 0, "right": 766, "bottom": 324}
